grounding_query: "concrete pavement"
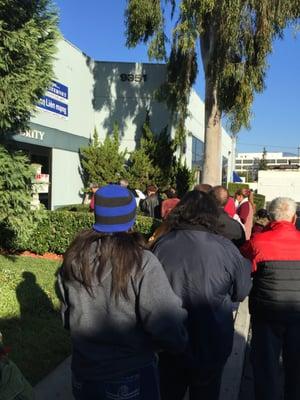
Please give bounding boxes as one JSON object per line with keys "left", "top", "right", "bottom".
{"left": 34, "top": 299, "right": 251, "bottom": 400}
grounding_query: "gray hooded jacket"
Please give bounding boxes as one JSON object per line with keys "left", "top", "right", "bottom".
{"left": 57, "top": 250, "right": 187, "bottom": 381}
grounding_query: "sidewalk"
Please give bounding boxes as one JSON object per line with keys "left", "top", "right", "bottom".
{"left": 34, "top": 299, "right": 250, "bottom": 400}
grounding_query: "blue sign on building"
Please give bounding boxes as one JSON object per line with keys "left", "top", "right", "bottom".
{"left": 37, "top": 95, "right": 68, "bottom": 118}
{"left": 47, "top": 80, "right": 68, "bottom": 101}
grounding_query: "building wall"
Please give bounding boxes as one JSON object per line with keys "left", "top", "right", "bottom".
{"left": 90, "top": 61, "right": 172, "bottom": 152}
{"left": 31, "top": 40, "right": 95, "bottom": 139}
{"left": 258, "top": 170, "right": 300, "bottom": 202}
{"left": 51, "top": 148, "right": 83, "bottom": 208}
{"left": 10, "top": 38, "right": 233, "bottom": 208}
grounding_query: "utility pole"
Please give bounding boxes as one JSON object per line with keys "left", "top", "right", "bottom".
{"left": 227, "top": 134, "right": 237, "bottom": 183}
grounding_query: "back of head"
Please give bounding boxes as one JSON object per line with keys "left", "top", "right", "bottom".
{"left": 194, "top": 183, "right": 212, "bottom": 193}
{"left": 167, "top": 190, "right": 218, "bottom": 231}
{"left": 147, "top": 184, "right": 158, "bottom": 195}
{"left": 210, "top": 186, "right": 229, "bottom": 207}
{"left": 119, "top": 178, "right": 129, "bottom": 188}
{"left": 63, "top": 184, "right": 143, "bottom": 299}
{"left": 268, "top": 197, "right": 296, "bottom": 222}
{"left": 256, "top": 208, "right": 270, "bottom": 220}
{"left": 93, "top": 184, "right": 137, "bottom": 233}
{"left": 165, "top": 187, "right": 177, "bottom": 199}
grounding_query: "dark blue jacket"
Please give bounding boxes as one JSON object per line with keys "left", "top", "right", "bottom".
{"left": 153, "top": 225, "right": 252, "bottom": 368}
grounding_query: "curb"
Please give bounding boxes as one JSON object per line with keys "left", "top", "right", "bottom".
{"left": 34, "top": 356, "right": 73, "bottom": 399}
{"left": 219, "top": 298, "right": 251, "bottom": 400}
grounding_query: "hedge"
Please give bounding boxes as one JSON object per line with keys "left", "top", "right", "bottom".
{"left": 227, "top": 183, "right": 265, "bottom": 211}
{"left": 253, "top": 193, "right": 266, "bottom": 211}
{"left": 16, "top": 211, "right": 160, "bottom": 255}
{"left": 227, "top": 182, "right": 249, "bottom": 196}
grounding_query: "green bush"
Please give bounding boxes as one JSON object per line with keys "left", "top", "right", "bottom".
{"left": 227, "top": 182, "right": 249, "bottom": 196}
{"left": 13, "top": 211, "right": 159, "bottom": 254}
{"left": 253, "top": 193, "right": 266, "bottom": 211}
{"left": 55, "top": 204, "right": 90, "bottom": 212}
{"left": 0, "top": 146, "right": 35, "bottom": 249}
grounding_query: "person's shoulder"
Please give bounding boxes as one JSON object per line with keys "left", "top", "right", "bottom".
{"left": 141, "top": 249, "right": 162, "bottom": 270}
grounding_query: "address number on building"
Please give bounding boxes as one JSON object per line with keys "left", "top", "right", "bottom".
{"left": 120, "top": 74, "right": 147, "bottom": 82}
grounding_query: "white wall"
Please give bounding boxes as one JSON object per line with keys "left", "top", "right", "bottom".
{"left": 31, "top": 39, "right": 95, "bottom": 139}
{"left": 51, "top": 148, "right": 83, "bottom": 208}
{"left": 258, "top": 170, "right": 300, "bottom": 202}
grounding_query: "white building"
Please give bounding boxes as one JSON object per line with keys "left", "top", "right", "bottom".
{"left": 8, "top": 38, "right": 233, "bottom": 209}
{"left": 236, "top": 151, "right": 299, "bottom": 179}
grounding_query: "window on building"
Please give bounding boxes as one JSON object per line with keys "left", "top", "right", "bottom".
{"left": 276, "top": 159, "right": 288, "bottom": 164}
{"left": 222, "top": 156, "right": 228, "bottom": 185}
{"left": 242, "top": 160, "right": 254, "bottom": 164}
{"left": 266, "top": 159, "right": 276, "bottom": 164}
{"left": 289, "top": 159, "right": 299, "bottom": 164}
{"left": 192, "top": 136, "right": 204, "bottom": 169}
{"left": 235, "top": 160, "right": 242, "bottom": 164}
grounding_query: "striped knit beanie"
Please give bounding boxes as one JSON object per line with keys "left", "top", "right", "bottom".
{"left": 93, "top": 184, "right": 137, "bottom": 233}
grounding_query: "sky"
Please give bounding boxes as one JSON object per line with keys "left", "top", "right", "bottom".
{"left": 54, "top": 0, "right": 300, "bottom": 155}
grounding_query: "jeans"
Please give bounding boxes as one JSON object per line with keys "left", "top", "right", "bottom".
{"left": 72, "top": 362, "right": 160, "bottom": 400}
{"left": 251, "top": 318, "right": 300, "bottom": 400}
{"left": 159, "top": 353, "right": 224, "bottom": 400}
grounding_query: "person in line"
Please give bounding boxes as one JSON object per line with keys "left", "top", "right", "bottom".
{"left": 235, "top": 188, "right": 254, "bottom": 239}
{"left": 223, "top": 195, "right": 236, "bottom": 218}
{"left": 58, "top": 184, "right": 187, "bottom": 400}
{"left": 153, "top": 190, "right": 252, "bottom": 400}
{"left": 193, "top": 183, "right": 212, "bottom": 192}
{"left": 140, "top": 184, "right": 161, "bottom": 219}
{"left": 242, "top": 197, "right": 300, "bottom": 400}
{"left": 89, "top": 183, "right": 99, "bottom": 211}
{"left": 251, "top": 208, "right": 270, "bottom": 235}
{"left": 161, "top": 188, "right": 180, "bottom": 220}
{"left": 210, "top": 186, "right": 246, "bottom": 247}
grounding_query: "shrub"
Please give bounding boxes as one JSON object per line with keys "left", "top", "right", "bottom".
{"left": 0, "top": 146, "right": 35, "bottom": 249}
{"left": 14, "top": 211, "right": 159, "bottom": 254}
{"left": 55, "top": 204, "right": 89, "bottom": 212}
{"left": 80, "top": 125, "right": 127, "bottom": 188}
{"left": 253, "top": 193, "right": 266, "bottom": 211}
{"left": 227, "top": 182, "right": 249, "bottom": 196}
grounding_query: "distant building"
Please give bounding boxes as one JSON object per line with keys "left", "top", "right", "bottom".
{"left": 235, "top": 152, "right": 299, "bottom": 180}
{"left": 8, "top": 38, "right": 233, "bottom": 209}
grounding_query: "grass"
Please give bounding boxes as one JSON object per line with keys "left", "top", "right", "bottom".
{"left": 0, "top": 255, "right": 70, "bottom": 385}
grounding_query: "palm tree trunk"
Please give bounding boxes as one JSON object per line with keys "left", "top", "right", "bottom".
{"left": 202, "top": 78, "right": 222, "bottom": 185}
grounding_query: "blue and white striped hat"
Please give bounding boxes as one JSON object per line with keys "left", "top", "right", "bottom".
{"left": 93, "top": 184, "right": 137, "bottom": 233}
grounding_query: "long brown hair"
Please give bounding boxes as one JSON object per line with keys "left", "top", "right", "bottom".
{"left": 62, "top": 229, "right": 145, "bottom": 299}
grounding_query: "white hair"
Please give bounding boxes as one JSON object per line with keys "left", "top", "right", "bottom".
{"left": 268, "top": 197, "right": 297, "bottom": 222}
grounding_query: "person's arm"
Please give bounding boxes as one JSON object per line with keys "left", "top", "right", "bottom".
{"left": 231, "top": 220, "right": 246, "bottom": 247}
{"left": 240, "top": 239, "right": 258, "bottom": 273}
{"left": 224, "top": 241, "right": 252, "bottom": 302}
{"left": 136, "top": 253, "right": 188, "bottom": 354}
{"left": 56, "top": 268, "right": 70, "bottom": 329}
{"left": 238, "top": 202, "right": 250, "bottom": 224}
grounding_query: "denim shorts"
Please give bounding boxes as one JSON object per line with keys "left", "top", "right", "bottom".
{"left": 72, "top": 362, "right": 160, "bottom": 400}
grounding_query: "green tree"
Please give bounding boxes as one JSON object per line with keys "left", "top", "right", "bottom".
{"left": 139, "top": 116, "right": 176, "bottom": 189}
{"left": 80, "top": 124, "right": 127, "bottom": 187}
{"left": 174, "top": 160, "right": 195, "bottom": 197}
{"left": 0, "top": 0, "right": 59, "bottom": 133}
{"left": 125, "top": 0, "right": 300, "bottom": 185}
{"left": 258, "top": 147, "right": 268, "bottom": 170}
{"left": 127, "top": 146, "right": 154, "bottom": 189}
{"left": 0, "top": 145, "right": 34, "bottom": 247}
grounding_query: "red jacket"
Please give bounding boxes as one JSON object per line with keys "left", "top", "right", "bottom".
{"left": 242, "top": 220, "right": 300, "bottom": 272}
{"left": 242, "top": 221, "right": 300, "bottom": 320}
